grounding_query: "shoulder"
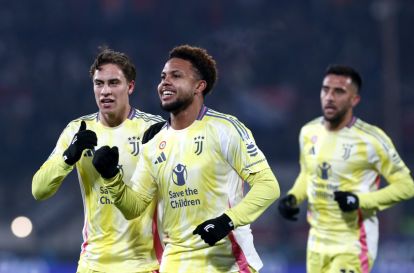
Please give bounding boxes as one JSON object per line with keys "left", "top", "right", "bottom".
{"left": 352, "top": 118, "right": 393, "bottom": 147}
{"left": 130, "top": 108, "right": 164, "bottom": 123}
{"left": 65, "top": 113, "right": 98, "bottom": 130}
{"left": 203, "top": 108, "right": 251, "bottom": 140}
{"left": 300, "top": 117, "right": 323, "bottom": 134}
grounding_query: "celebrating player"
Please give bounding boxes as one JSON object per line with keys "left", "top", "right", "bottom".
{"left": 32, "top": 47, "right": 164, "bottom": 273}
{"left": 92, "top": 45, "right": 280, "bottom": 272}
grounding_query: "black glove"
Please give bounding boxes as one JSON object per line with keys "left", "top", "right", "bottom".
{"left": 193, "top": 213, "right": 234, "bottom": 246}
{"left": 278, "top": 194, "right": 300, "bottom": 221}
{"left": 63, "top": 121, "right": 97, "bottom": 165}
{"left": 92, "top": 146, "right": 119, "bottom": 179}
{"left": 334, "top": 191, "right": 359, "bottom": 212}
{"left": 142, "top": 121, "right": 166, "bottom": 144}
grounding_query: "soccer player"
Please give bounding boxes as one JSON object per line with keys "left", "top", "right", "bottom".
{"left": 32, "top": 47, "right": 164, "bottom": 273}
{"left": 92, "top": 45, "right": 281, "bottom": 272}
{"left": 278, "top": 65, "right": 414, "bottom": 273}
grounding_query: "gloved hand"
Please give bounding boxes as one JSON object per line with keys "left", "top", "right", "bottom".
{"left": 278, "top": 194, "right": 300, "bottom": 221}
{"left": 193, "top": 213, "right": 234, "bottom": 246}
{"left": 142, "top": 121, "right": 166, "bottom": 144}
{"left": 63, "top": 121, "right": 97, "bottom": 165}
{"left": 92, "top": 146, "right": 119, "bottom": 179}
{"left": 334, "top": 191, "right": 359, "bottom": 212}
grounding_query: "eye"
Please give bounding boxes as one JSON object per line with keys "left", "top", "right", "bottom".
{"left": 335, "top": 88, "right": 346, "bottom": 94}
{"left": 109, "top": 79, "right": 120, "bottom": 86}
{"left": 94, "top": 81, "right": 103, "bottom": 87}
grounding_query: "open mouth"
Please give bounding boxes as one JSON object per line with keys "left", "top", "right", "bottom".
{"left": 101, "top": 98, "right": 114, "bottom": 107}
{"left": 161, "top": 90, "right": 175, "bottom": 100}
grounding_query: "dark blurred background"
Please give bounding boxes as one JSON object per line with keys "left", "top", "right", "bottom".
{"left": 1, "top": 0, "right": 414, "bottom": 272}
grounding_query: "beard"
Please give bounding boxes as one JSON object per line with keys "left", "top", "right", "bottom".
{"left": 160, "top": 95, "right": 194, "bottom": 114}
{"left": 323, "top": 107, "right": 348, "bottom": 127}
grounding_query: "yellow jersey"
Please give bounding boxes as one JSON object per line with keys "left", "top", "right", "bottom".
{"left": 106, "top": 106, "right": 279, "bottom": 273}
{"left": 32, "top": 108, "right": 164, "bottom": 272}
{"left": 289, "top": 116, "right": 414, "bottom": 262}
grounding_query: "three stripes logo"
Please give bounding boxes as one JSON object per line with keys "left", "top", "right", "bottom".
{"left": 154, "top": 152, "right": 166, "bottom": 164}
{"left": 246, "top": 142, "right": 258, "bottom": 157}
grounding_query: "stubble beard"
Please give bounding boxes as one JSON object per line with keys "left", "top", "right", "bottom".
{"left": 323, "top": 107, "right": 347, "bottom": 128}
{"left": 160, "top": 95, "right": 194, "bottom": 114}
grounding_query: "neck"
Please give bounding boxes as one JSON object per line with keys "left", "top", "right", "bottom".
{"left": 324, "top": 111, "right": 354, "bottom": 131}
{"left": 100, "top": 105, "right": 131, "bottom": 127}
{"left": 170, "top": 100, "right": 203, "bottom": 130}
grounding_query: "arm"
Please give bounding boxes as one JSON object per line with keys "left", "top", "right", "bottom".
{"left": 225, "top": 168, "right": 280, "bottom": 227}
{"left": 32, "top": 157, "right": 73, "bottom": 200}
{"left": 358, "top": 172, "right": 414, "bottom": 211}
{"left": 358, "top": 128, "right": 414, "bottom": 211}
{"left": 193, "top": 119, "right": 279, "bottom": 246}
{"left": 93, "top": 145, "right": 157, "bottom": 220}
{"left": 288, "top": 128, "right": 308, "bottom": 204}
{"left": 32, "top": 120, "right": 97, "bottom": 200}
{"left": 101, "top": 171, "right": 154, "bottom": 220}
{"left": 288, "top": 169, "right": 308, "bottom": 204}
{"left": 278, "top": 128, "right": 307, "bottom": 220}
{"left": 193, "top": 168, "right": 279, "bottom": 246}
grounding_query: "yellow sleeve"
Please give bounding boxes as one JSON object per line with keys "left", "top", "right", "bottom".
{"left": 32, "top": 157, "right": 73, "bottom": 200}
{"left": 288, "top": 170, "right": 308, "bottom": 204}
{"left": 225, "top": 168, "right": 280, "bottom": 227}
{"left": 103, "top": 152, "right": 157, "bottom": 220}
{"left": 101, "top": 172, "right": 152, "bottom": 220}
{"left": 358, "top": 172, "right": 414, "bottom": 211}
{"left": 32, "top": 123, "right": 74, "bottom": 201}
{"left": 287, "top": 128, "right": 308, "bottom": 204}
{"left": 358, "top": 127, "right": 414, "bottom": 210}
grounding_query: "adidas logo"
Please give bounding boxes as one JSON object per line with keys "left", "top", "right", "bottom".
{"left": 154, "top": 152, "right": 166, "bottom": 164}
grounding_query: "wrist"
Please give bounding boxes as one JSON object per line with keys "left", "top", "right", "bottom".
{"left": 223, "top": 211, "right": 237, "bottom": 228}
{"left": 220, "top": 213, "right": 234, "bottom": 231}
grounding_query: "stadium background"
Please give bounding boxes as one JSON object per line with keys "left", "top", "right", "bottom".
{"left": 1, "top": 0, "right": 414, "bottom": 272}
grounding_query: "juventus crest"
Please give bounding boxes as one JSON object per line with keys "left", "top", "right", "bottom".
{"left": 194, "top": 136, "right": 204, "bottom": 155}
{"left": 128, "top": 136, "right": 140, "bottom": 156}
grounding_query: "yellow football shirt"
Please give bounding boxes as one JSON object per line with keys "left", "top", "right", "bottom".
{"left": 289, "top": 117, "right": 414, "bottom": 262}
{"left": 105, "top": 106, "right": 279, "bottom": 273}
{"left": 32, "top": 108, "right": 164, "bottom": 272}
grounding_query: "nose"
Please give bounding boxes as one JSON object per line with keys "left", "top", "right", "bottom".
{"left": 324, "top": 89, "right": 335, "bottom": 100}
{"left": 161, "top": 77, "right": 170, "bottom": 85}
{"left": 101, "top": 84, "right": 111, "bottom": 96}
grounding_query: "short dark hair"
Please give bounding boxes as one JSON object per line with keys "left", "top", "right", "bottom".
{"left": 169, "top": 45, "right": 218, "bottom": 96}
{"left": 89, "top": 46, "right": 136, "bottom": 83}
{"left": 325, "top": 64, "right": 362, "bottom": 92}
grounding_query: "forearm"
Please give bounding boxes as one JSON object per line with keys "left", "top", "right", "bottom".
{"left": 32, "top": 158, "right": 73, "bottom": 200}
{"left": 358, "top": 174, "right": 414, "bottom": 211}
{"left": 225, "top": 168, "right": 280, "bottom": 227}
{"left": 288, "top": 171, "right": 308, "bottom": 204}
{"left": 103, "top": 172, "right": 152, "bottom": 220}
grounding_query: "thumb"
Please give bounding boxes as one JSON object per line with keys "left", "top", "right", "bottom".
{"left": 193, "top": 225, "right": 200, "bottom": 235}
{"left": 110, "top": 146, "right": 119, "bottom": 155}
{"left": 79, "top": 120, "right": 86, "bottom": 132}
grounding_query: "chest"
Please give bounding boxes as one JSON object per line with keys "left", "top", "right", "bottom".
{"left": 149, "top": 129, "right": 230, "bottom": 191}
{"left": 302, "top": 131, "right": 372, "bottom": 177}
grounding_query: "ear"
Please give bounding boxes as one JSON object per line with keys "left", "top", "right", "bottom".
{"left": 194, "top": 80, "right": 207, "bottom": 95}
{"left": 351, "top": 94, "right": 361, "bottom": 107}
{"left": 128, "top": 80, "right": 135, "bottom": 95}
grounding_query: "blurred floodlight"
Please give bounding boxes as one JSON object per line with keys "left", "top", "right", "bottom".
{"left": 11, "top": 216, "right": 33, "bottom": 238}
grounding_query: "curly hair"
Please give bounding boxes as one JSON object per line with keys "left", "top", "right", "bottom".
{"left": 89, "top": 46, "right": 136, "bottom": 83}
{"left": 169, "top": 45, "right": 218, "bottom": 96}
